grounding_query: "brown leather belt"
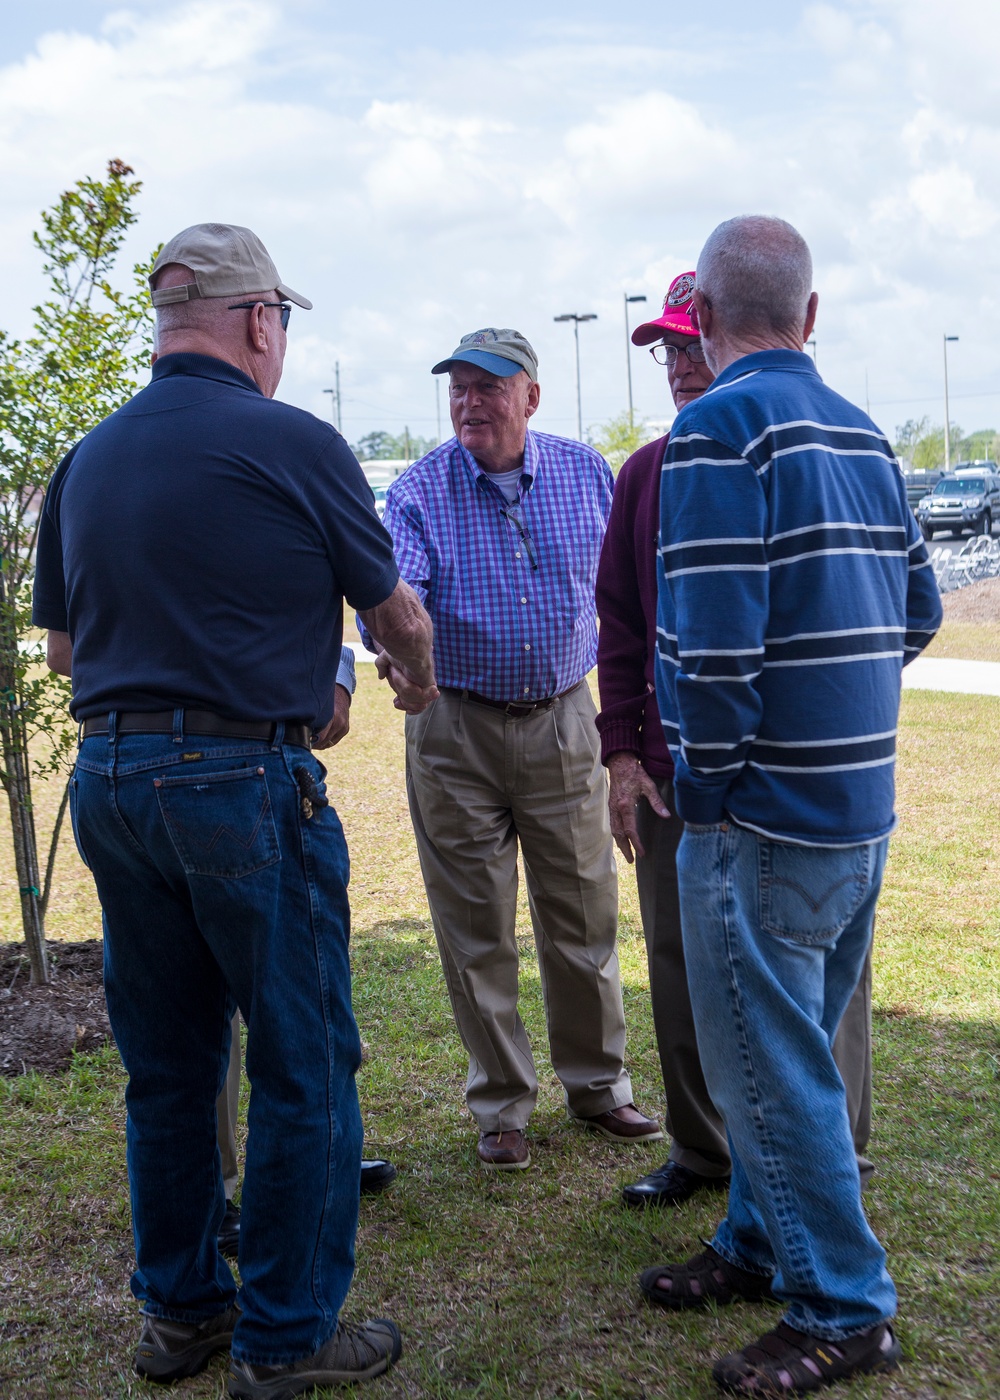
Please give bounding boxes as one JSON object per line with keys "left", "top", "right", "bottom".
{"left": 80, "top": 710, "right": 311, "bottom": 748}
{"left": 446, "top": 684, "right": 578, "bottom": 719}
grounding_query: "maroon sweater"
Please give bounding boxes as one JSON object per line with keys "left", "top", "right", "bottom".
{"left": 595, "top": 435, "right": 673, "bottom": 780}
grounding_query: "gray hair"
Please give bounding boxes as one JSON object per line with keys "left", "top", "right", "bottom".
{"left": 696, "top": 216, "right": 812, "bottom": 338}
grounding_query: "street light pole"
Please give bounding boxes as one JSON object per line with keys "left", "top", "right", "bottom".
{"left": 806, "top": 338, "right": 817, "bottom": 366}
{"left": 624, "top": 293, "right": 647, "bottom": 428}
{"left": 322, "top": 361, "right": 343, "bottom": 434}
{"left": 943, "top": 335, "right": 959, "bottom": 471}
{"left": 554, "top": 312, "right": 598, "bottom": 440}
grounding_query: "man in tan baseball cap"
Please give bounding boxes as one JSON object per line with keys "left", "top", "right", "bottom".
{"left": 36, "top": 218, "right": 435, "bottom": 1392}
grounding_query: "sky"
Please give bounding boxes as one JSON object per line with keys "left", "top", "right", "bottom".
{"left": 2, "top": 0, "right": 999, "bottom": 448}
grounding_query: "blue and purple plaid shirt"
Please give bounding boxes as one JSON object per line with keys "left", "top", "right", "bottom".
{"left": 383, "top": 431, "right": 613, "bottom": 700}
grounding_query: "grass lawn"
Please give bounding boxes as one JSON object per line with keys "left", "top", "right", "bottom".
{"left": 1, "top": 673, "right": 998, "bottom": 1399}
{"left": 924, "top": 622, "right": 1000, "bottom": 664}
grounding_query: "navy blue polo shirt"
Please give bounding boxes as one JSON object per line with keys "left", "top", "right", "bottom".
{"left": 33, "top": 353, "right": 399, "bottom": 728}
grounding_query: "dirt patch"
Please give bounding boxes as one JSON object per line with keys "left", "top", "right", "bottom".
{"left": 942, "top": 577, "right": 1000, "bottom": 623}
{"left": 0, "top": 940, "right": 111, "bottom": 1076}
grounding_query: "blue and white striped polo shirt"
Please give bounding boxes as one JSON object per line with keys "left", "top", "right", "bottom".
{"left": 655, "top": 349, "right": 942, "bottom": 846}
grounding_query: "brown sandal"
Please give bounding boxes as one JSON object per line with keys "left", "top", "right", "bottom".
{"left": 712, "top": 1319, "right": 901, "bottom": 1393}
{"left": 637, "top": 1243, "right": 776, "bottom": 1310}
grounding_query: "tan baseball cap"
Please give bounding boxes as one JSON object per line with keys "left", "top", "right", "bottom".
{"left": 149, "top": 223, "right": 312, "bottom": 309}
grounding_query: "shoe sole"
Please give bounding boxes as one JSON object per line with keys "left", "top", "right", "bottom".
{"left": 228, "top": 1327, "right": 402, "bottom": 1398}
{"left": 478, "top": 1154, "right": 531, "bottom": 1171}
{"left": 575, "top": 1120, "right": 665, "bottom": 1144}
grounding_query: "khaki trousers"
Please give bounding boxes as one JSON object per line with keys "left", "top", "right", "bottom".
{"left": 635, "top": 782, "right": 873, "bottom": 1185}
{"left": 405, "top": 683, "right": 632, "bottom": 1131}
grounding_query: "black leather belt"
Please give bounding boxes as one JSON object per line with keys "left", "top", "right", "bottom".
{"left": 447, "top": 684, "right": 578, "bottom": 719}
{"left": 80, "top": 710, "right": 311, "bottom": 748}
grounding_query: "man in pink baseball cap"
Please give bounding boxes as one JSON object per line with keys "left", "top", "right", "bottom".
{"left": 595, "top": 272, "right": 873, "bottom": 1210}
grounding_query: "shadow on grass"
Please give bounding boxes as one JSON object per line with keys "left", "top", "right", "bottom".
{"left": 1, "top": 935, "right": 998, "bottom": 1397}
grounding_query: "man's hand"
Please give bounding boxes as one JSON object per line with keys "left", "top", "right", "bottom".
{"left": 312, "top": 684, "right": 351, "bottom": 748}
{"left": 358, "top": 581, "right": 436, "bottom": 690}
{"left": 607, "top": 752, "right": 671, "bottom": 863}
{"left": 375, "top": 650, "right": 439, "bottom": 714}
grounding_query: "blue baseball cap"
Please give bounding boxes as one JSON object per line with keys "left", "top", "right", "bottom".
{"left": 432, "top": 327, "right": 538, "bottom": 381}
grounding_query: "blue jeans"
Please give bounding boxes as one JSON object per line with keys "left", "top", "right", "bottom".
{"left": 677, "top": 820, "right": 896, "bottom": 1339}
{"left": 71, "top": 727, "right": 362, "bottom": 1365}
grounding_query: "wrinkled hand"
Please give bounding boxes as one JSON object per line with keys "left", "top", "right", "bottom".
{"left": 312, "top": 684, "right": 351, "bottom": 748}
{"left": 375, "top": 650, "right": 440, "bottom": 714}
{"left": 607, "top": 752, "right": 671, "bottom": 863}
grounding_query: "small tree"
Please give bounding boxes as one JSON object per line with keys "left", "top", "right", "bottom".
{"left": 0, "top": 160, "right": 153, "bottom": 984}
{"left": 352, "top": 428, "right": 437, "bottom": 462}
{"left": 589, "top": 411, "right": 660, "bottom": 473}
{"left": 893, "top": 418, "right": 964, "bottom": 473}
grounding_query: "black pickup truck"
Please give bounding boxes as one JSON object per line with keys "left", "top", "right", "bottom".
{"left": 901, "top": 471, "right": 942, "bottom": 511}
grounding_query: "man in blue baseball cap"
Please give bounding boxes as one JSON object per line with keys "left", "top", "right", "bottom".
{"left": 373, "top": 326, "right": 661, "bottom": 1172}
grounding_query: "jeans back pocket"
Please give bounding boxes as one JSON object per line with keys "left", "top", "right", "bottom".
{"left": 155, "top": 767, "right": 280, "bottom": 879}
{"left": 759, "top": 840, "right": 872, "bottom": 945}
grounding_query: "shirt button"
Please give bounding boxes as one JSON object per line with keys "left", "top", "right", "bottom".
{"left": 515, "top": 551, "right": 521, "bottom": 559}
{"left": 520, "top": 597, "right": 527, "bottom": 604}
{"left": 524, "top": 686, "right": 530, "bottom": 694}
{"left": 524, "top": 643, "right": 531, "bottom": 651}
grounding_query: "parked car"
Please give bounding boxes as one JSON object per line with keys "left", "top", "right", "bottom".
{"left": 372, "top": 484, "right": 387, "bottom": 520}
{"left": 916, "top": 463, "right": 1000, "bottom": 540}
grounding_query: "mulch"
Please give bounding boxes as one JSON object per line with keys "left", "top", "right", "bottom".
{"left": 941, "top": 577, "right": 1000, "bottom": 623}
{"left": 0, "top": 939, "right": 112, "bottom": 1077}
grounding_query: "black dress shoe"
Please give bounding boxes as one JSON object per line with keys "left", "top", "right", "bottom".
{"left": 218, "top": 1200, "right": 241, "bottom": 1258}
{"left": 360, "top": 1158, "right": 397, "bottom": 1195}
{"left": 622, "top": 1160, "right": 729, "bottom": 1209}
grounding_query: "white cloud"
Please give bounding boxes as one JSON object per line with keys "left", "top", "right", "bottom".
{"left": 1, "top": 1, "right": 999, "bottom": 441}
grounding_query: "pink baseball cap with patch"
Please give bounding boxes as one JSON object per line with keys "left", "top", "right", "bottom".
{"left": 631, "top": 271, "right": 698, "bottom": 346}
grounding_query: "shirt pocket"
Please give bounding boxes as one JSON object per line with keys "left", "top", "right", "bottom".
{"left": 155, "top": 767, "right": 280, "bottom": 879}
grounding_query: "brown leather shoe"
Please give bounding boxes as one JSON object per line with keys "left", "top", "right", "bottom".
{"left": 574, "top": 1103, "right": 664, "bottom": 1143}
{"left": 477, "top": 1129, "right": 531, "bottom": 1170}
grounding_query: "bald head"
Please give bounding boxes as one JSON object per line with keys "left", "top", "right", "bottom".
{"left": 697, "top": 216, "right": 812, "bottom": 338}
{"left": 692, "top": 216, "right": 817, "bottom": 373}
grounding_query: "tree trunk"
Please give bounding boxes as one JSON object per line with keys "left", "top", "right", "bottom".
{"left": 0, "top": 573, "right": 48, "bottom": 985}
{"left": 0, "top": 712, "right": 47, "bottom": 984}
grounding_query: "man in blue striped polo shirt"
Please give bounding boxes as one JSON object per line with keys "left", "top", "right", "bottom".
{"left": 639, "top": 218, "right": 941, "bottom": 1395}
{"left": 378, "top": 328, "right": 660, "bottom": 1171}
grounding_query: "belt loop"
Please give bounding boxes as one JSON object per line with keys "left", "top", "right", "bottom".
{"left": 271, "top": 721, "right": 285, "bottom": 751}
{"left": 172, "top": 708, "right": 184, "bottom": 744}
{"left": 107, "top": 710, "right": 117, "bottom": 746}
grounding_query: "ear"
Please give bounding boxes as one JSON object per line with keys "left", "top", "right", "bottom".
{"left": 692, "top": 289, "right": 714, "bottom": 339}
{"left": 803, "top": 291, "right": 818, "bottom": 344}
{"left": 248, "top": 302, "right": 270, "bottom": 353}
{"left": 525, "top": 380, "right": 540, "bottom": 419}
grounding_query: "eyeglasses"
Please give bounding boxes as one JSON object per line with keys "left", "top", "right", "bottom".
{"left": 227, "top": 301, "right": 292, "bottom": 331}
{"left": 500, "top": 504, "right": 538, "bottom": 570}
{"left": 649, "top": 341, "right": 707, "bottom": 367}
